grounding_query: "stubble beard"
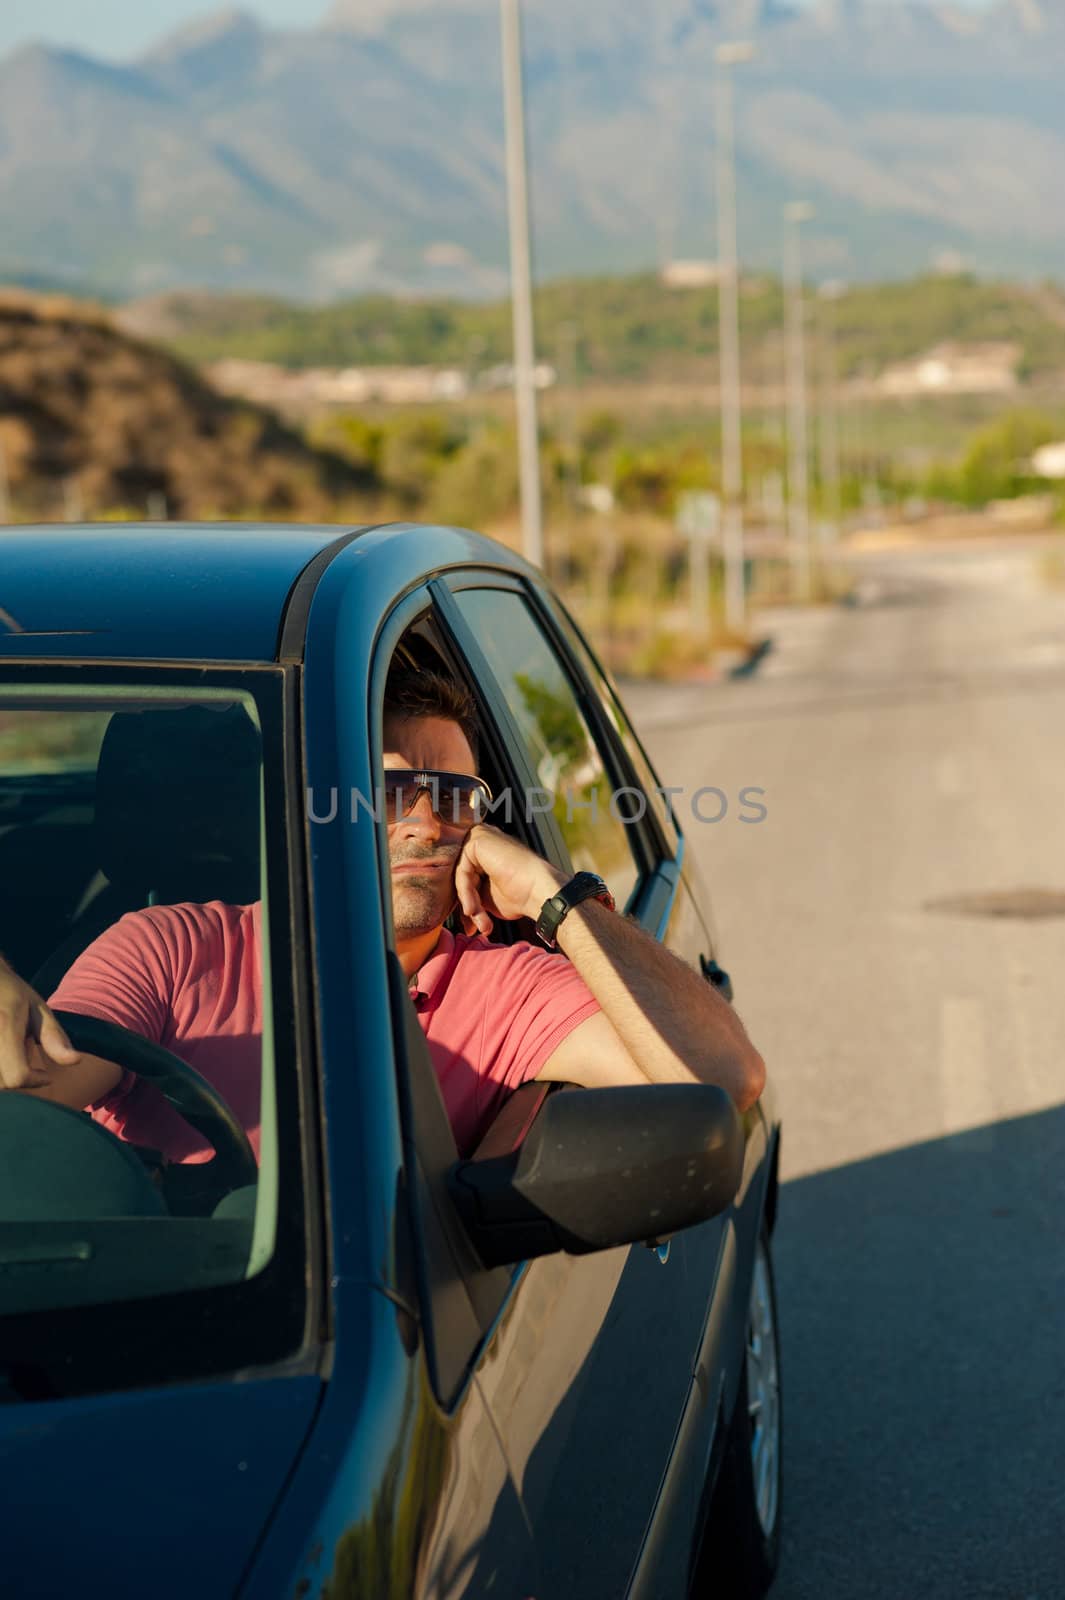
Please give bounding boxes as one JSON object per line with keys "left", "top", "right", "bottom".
{"left": 390, "top": 845, "right": 459, "bottom": 938}
{"left": 392, "top": 879, "right": 454, "bottom": 937}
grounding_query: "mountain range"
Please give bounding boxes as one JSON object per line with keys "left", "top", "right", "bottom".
{"left": 0, "top": 0, "right": 1063, "bottom": 300}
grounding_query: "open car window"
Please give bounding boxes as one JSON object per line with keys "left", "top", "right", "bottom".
{"left": 447, "top": 586, "right": 644, "bottom": 911}
{"left": 0, "top": 671, "right": 307, "bottom": 1395}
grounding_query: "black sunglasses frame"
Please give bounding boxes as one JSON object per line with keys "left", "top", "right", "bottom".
{"left": 382, "top": 768, "right": 493, "bottom": 827}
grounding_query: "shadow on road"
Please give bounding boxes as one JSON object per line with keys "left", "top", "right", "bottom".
{"left": 773, "top": 1103, "right": 1065, "bottom": 1600}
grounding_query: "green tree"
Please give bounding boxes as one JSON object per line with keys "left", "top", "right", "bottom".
{"left": 955, "top": 409, "right": 1061, "bottom": 505}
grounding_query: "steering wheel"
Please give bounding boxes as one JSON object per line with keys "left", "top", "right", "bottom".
{"left": 52, "top": 1011, "right": 258, "bottom": 1193}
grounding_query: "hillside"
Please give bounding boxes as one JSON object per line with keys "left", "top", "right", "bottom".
{"left": 0, "top": 294, "right": 376, "bottom": 519}
{"left": 1, "top": 2, "right": 1064, "bottom": 297}
{"left": 118, "top": 272, "right": 1065, "bottom": 388}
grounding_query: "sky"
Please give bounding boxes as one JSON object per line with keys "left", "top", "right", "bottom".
{"left": 0, "top": 0, "right": 996, "bottom": 63}
{"left": 0, "top": 2, "right": 330, "bottom": 61}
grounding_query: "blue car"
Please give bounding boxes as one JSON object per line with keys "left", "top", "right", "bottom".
{"left": 0, "top": 522, "right": 781, "bottom": 1599}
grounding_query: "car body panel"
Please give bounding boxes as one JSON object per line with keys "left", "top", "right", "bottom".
{"left": 0, "top": 524, "right": 350, "bottom": 662}
{"left": 0, "top": 1375, "right": 324, "bottom": 1596}
{"left": 243, "top": 1292, "right": 536, "bottom": 1600}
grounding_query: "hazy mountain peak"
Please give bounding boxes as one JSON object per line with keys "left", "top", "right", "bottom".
{"left": 1, "top": 0, "right": 1063, "bottom": 299}
{"left": 142, "top": 7, "right": 264, "bottom": 64}
{"left": 325, "top": 0, "right": 485, "bottom": 29}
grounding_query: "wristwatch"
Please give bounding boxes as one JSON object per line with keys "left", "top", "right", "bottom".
{"left": 535, "top": 871, "right": 616, "bottom": 949}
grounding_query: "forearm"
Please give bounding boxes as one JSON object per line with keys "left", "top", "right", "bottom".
{"left": 555, "top": 899, "right": 765, "bottom": 1109}
{"left": 17, "top": 1050, "right": 122, "bottom": 1111}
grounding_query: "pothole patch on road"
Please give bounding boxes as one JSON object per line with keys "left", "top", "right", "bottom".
{"left": 924, "top": 888, "right": 1065, "bottom": 920}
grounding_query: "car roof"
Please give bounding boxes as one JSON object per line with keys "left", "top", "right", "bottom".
{"left": 0, "top": 522, "right": 537, "bottom": 664}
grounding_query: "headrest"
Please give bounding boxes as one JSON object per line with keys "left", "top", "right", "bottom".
{"left": 95, "top": 705, "right": 261, "bottom": 902}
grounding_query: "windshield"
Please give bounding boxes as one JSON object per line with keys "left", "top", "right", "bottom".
{"left": 0, "top": 671, "right": 305, "bottom": 1393}
{"left": 0, "top": 709, "right": 111, "bottom": 777}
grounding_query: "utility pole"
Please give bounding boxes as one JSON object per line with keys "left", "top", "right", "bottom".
{"left": 784, "top": 202, "right": 813, "bottom": 601}
{"left": 499, "top": 0, "right": 544, "bottom": 569}
{"left": 546, "top": 316, "right": 581, "bottom": 585}
{"left": 817, "top": 279, "right": 845, "bottom": 536}
{"left": 558, "top": 319, "right": 580, "bottom": 510}
{"left": 715, "top": 40, "right": 754, "bottom": 636}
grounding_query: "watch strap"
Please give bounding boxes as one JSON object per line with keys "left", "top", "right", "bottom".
{"left": 535, "top": 871, "right": 615, "bottom": 948}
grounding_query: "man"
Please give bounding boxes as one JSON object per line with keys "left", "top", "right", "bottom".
{"left": 0, "top": 670, "right": 764, "bottom": 1162}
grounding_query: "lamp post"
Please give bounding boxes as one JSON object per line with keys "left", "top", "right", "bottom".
{"left": 783, "top": 201, "right": 813, "bottom": 601}
{"left": 817, "top": 278, "right": 846, "bottom": 543}
{"left": 715, "top": 40, "right": 754, "bottom": 636}
{"left": 500, "top": 0, "right": 543, "bottom": 568}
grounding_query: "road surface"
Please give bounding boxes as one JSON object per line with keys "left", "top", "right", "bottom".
{"left": 625, "top": 536, "right": 1065, "bottom": 1600}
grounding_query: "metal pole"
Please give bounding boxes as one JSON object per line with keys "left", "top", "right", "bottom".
{"left": 784, "top": 203, "right": 812, "bottom": 601}
{"left": 715, "top": 53, "right": 747, "bottom": 635}
{"left": 558, "top": 318, "right": 580, "bottom": 512}
{"left": 0, "top": 436, "right": 10, "bottom": 524}
{"left": 818, "top": 282, "right": 843, "bottom": 535}
{"left": 689, "top": 528, "right": 711, "bottom": 641}
{"left": 500, "top": 0, "right": 544, "bottom": 569}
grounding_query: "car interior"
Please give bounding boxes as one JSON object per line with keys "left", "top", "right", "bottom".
{"left": 0, "top": 702, "right": 261, "bottom": 991}
{"left": 0, "top": 697, "right": 269, "bottom": 1308}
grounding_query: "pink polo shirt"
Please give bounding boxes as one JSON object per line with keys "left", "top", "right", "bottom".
{"left": 48, "top": 902, "right": 601, "bottom": 1162}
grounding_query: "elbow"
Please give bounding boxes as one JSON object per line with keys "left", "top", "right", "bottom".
{"left": 734, "top": 1047, "right": 766, "bottom": 1113}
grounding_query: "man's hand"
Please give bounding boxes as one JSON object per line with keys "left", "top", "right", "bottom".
{"left": 0, "top": 959, "right": 82, "bottom": 1092}
{"left": 453, "top": 825, "right": 565, "bottom": 936}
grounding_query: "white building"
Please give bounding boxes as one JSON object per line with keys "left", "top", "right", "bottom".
{"left": 1030, "top": 441, "right": 1065, "bottom": 480}
{"left": 659, "top": 260, "right": 721, "bottom": 290}
{"left": 875, "top": 342, "right": 1020, "bottom": 398}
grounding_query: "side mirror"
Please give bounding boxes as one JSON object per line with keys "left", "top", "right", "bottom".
{"left": 447, "top": 1083, "right": 743, "bottom": 1268}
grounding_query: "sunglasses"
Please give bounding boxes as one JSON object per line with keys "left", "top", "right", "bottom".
{"left": 383, "top": 769, "right": 492, "bottom": 829}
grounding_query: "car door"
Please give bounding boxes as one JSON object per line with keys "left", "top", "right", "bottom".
{"left": 430, "top": 574, "right": 733, "bottom": 1597}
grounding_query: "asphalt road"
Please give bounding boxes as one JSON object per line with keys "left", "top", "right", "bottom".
{"left": 625, "top": 535, "right": 1065, "bottom": 1600}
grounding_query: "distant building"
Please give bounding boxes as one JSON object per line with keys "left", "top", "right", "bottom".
{"left": 659, "top": 260, "right": 721, "bottom": 290}
{"left": 206, "top": 357, "right": 472, "bottom": 411}
{"left": 576, "top": 483, "right": 615, "bottom": 514}
{"left": 874, "top": 342, "right": 1020, "bottom": 398}
{"left": 1031, "top": 441, "right": 1065, "bottom": 479}
{"left": 476, "top": 362, "right": 557, "bottom": 392}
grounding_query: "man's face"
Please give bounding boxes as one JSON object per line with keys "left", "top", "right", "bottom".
{"left": 382, "top": 714, "right": 478, "bottom": 940}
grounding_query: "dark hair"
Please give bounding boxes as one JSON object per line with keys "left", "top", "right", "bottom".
{"left": 384, "top": 668, "right": 480, "bottom": 765}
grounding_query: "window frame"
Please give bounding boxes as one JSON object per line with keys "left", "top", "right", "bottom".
{"left": 0, "top": 660, "right": 324, "bottom": 1400}
{"left": 434, "top": 573, "right": 662, "bottom": 905}
{"left": 545, "top": 591, "right": 682, "bottom": 861}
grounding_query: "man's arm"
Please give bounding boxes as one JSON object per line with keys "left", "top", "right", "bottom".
{"left": 453, "top": 826, "right": 766, "bottom": 1111}
{"left": 0, "top": 955, "right": 122, "bottom": 1108}
{"left": 539, "top": 903, "right": 765, "bottom": 1109}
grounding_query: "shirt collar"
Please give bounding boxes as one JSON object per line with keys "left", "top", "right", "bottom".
{"left": 408, "top": 926, "right": 458, "bottom": 1007}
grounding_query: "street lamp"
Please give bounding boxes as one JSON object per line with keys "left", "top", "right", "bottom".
{"left": 714, "top": 39, "right": 754, "bottom": 636}
{"left": 817, "top": 278, "right": 846, "bottom": 541}
{"left": 499, "top": 0, "right": 544, "bottom": 569}
{"left": 783, "top": 201, "right": 813, "bottom": 601}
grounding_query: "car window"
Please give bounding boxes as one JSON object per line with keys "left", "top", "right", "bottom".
{"left": 450, "top": 586, "right": 641, "bottom": 911}
{"left": 0, "top": 683, "right": 288, "bottom": 1324}
{"left": 551, "top": 603, "right": 680, "bottom": 858}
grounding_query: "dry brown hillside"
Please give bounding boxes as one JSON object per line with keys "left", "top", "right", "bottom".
{"left": 0, "top": 292, "right": 377, "bottom": 520}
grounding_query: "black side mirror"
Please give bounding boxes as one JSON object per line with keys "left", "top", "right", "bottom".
{"left": 447, "top": 1083, "right": 743, "bottom": 1268}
